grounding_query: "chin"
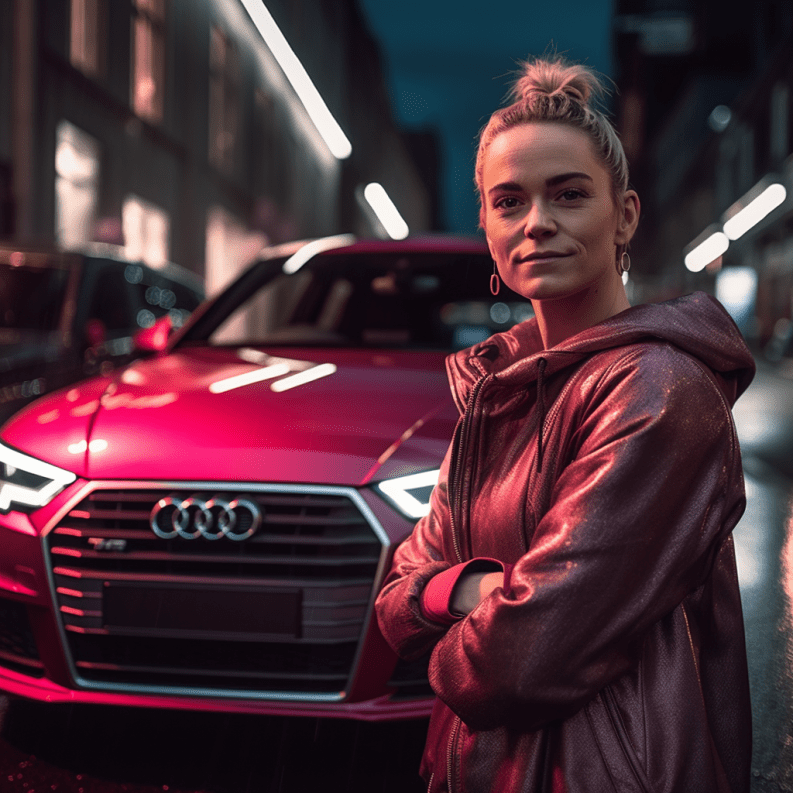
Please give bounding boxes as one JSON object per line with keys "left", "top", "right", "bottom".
{"left": 506, "top": 276, "right": 588, "bottom": 303}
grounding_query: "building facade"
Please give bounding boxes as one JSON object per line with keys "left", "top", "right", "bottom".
{"left": 0, "top": 0, "right": 432, "bottom": 293}
{"left": 612, "top": 0, "right": 793, "bottom": 342}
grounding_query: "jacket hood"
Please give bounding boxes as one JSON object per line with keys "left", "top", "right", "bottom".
{"left": 447, "top": 292, "right": 756, "bottom": 412}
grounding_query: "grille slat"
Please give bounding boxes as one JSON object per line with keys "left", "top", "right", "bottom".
{"left": 46, "top": 486, "right": 385, "bottom": 696}
{"left": 50, "top": 548, "right": 378, "bottom": 566}
{"left": 54, "top": 526, "right": 375, "bottom": 546}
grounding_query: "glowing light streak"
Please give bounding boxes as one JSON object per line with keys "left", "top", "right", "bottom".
{"left": 270, "top": 363, "right": 337, "bottom": 392}
{"left": 684, "top": 232, "right": 729, "bottom": 272}
{"left": 238, "top": 0, "right": 352, "bottom": 159}
{"left": 377, "top": 469, "right": 440, "bottom": 520}
{"left": 723, "top": 183, "right": 787, "bottom": 240}
{"left": 363, "top": 183, "right": 409, "bottom": 240}
{"left": 209, "top": 363, "right": 291, "bottom": 394}
{"left": 67, "top": 439, "right": 108, "bottom": 454}
{"left": 282, "top": 234, "right": 356, "bottom": 274}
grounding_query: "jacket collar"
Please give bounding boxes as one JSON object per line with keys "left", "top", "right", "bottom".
{"left": 446, "top": 292, "right": 756, "bottom": 414}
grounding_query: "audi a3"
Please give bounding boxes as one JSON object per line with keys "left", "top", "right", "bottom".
{"left": 0, "top": 235, "right": 530, "bottom": 720}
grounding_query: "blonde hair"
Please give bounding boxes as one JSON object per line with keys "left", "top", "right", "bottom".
{"left": 475, "top": 57, "right": 629, "bottom": 226}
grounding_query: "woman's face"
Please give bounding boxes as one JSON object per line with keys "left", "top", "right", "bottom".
{"left": 481, "top": 122, "right": 638, "bottom": 302}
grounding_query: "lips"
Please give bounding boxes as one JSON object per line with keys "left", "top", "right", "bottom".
{"left": 518, "top": 251, "right": 571, "bottom": 263}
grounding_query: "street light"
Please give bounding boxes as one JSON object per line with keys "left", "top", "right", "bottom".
{"left": 363, "top": 183, "right": 409, "bottom": 240}
{"left": 239, "top": 0, "right": 352, "bottom": 160}
{"left": 723, "top": 183, "right": 787, "bottom": 240}
{"left": 684, "top": 231, "right": 729, "bottom": 273}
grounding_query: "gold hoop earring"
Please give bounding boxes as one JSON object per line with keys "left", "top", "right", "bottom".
{"left": 620, "top": 251, "right": 631, "bottom": 274}
{"left": 490, "top": 262, "right": 500, "bottom": 296}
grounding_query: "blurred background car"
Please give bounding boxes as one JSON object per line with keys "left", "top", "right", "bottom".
{"left": 0, "top": 244, "right": 204, "bottom": 424}
{"left": 0, "top": 235, "right": 531, "bottom": 721}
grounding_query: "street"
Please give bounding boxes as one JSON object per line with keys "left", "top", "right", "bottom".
{"left": 0, "top": 358, "right": 791, "bottom": 792}
{"left": 733, "top": 361, "right": 793, "bottom": 793}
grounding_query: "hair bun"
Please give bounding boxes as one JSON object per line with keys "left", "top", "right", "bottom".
{"left": 511, "top": 57, "right": 603, "bottom": 107}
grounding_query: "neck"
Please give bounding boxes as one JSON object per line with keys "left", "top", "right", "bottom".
{"left": 534, "top": 278, "right": 631, "bottom": 349}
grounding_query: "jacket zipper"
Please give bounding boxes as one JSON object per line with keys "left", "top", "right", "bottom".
{"left": 427, "top": 772, "right": 434, "bottom": 793}
{"left": 449, "top": 375, "right": 491, "bottom": 563}
{"left": 446, "top": 715, "right": 462, "bottom": 793}
{"left": 602, "top": 688, "right": 648, "bottom": 793}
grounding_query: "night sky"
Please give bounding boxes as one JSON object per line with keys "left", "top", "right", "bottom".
{"left": 358, "top": 0, "right": 614, "bottom": 235}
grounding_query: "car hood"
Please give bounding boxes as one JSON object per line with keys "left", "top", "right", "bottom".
{"left": 2, "top": 347, "right": 453, "bottom": 485}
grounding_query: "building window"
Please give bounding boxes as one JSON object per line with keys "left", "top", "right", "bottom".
{"left": 205, "top": 206, "right": 265, "bottom": 299}
{"left": 55, "top": 121, "right": 100, "bottom": 250}
{"left": 131, "top": 0, "right": 166, "bottom": 123}
{"left": 123, "top": 195, "right": 170, "bottom": 268}
{"left": 70, "top": 0, "right": 102, "bottom": 76}
{"left": 208, "top": 25, "right": 240, "bottom": 174}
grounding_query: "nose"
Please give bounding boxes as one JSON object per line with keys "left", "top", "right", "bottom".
{"left": 523, "top": 202, "right": 556, "bottom": 239}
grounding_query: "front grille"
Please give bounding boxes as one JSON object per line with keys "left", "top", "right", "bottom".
{"left": 45, "top": 485, "right": 385, "bottom": 697}
{"left": 0, "top": 596, "right": 44, "bottom": 677}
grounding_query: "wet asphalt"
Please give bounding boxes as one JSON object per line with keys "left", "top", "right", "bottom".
{"left": 0, "top": 359, "right": 792, "bottom": 792}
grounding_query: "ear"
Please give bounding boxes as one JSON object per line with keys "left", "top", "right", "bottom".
{"left": 614, "top": 189, "right": 640, "bottom": 246}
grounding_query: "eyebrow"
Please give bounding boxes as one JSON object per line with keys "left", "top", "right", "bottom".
{"left": 487, "top": 172, "right": 594, "bottom": 196}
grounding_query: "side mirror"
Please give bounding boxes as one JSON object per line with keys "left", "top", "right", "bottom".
{"left": 133, "top": 314, "right": 172, "bottom": 354}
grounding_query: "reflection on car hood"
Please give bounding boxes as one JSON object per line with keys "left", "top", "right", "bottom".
{"left": 3, "top": 347, "right": 453, "bottom": 485}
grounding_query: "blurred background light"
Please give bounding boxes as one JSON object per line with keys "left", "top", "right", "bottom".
{"left": 238, "top": 0, "right": 351, "bottom": 159}
{"left": 363, "top": 183, "right": 409, "bottom": 240}
{"left": 708, "top": 104, "right": 732, "bottom": 133}
{"left": 716, "top": 266, "right": 758, "bottom": 336}
{"left": 684, "top": 231, "right": 729, "bottom": 272}
{"left": 723, "top": 183, "right": 787, "bottom": 240}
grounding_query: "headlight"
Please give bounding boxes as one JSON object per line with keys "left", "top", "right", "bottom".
{"left": 376, "top": 469, "right": 440, "bottom": 520}
{"left": 0, "top": 442, "right": 77, "bottom": 514}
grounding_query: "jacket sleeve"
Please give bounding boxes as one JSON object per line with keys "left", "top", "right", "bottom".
{"left": 427, "top": 346, "right": 747, "bottom": 732}
{"left": 374, "top": 441, "right": 456, "bottom": 660}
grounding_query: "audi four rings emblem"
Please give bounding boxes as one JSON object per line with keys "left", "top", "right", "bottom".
{"left": 150, "top": 495, "right": 263, "bottom": 541}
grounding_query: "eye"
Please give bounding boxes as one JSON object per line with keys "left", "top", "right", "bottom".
{"left": 493, "top": 196, "right": 521, "bottom": 210}
{"left": 559, "top": 189, "right": 586, "bottom": 201}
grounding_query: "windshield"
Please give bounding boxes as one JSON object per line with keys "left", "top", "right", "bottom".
{"left": 188, "top": 250, "right": 533, "bottom": 352}
{"left": 0, "top": 262, "right": 70, "bottom": 337}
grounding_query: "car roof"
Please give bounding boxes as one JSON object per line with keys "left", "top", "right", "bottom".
{"left": 0, "top": 241, "right": 204, "bottom": 294}
{"left": 255, "top": 234, "right": 489, "bottom": 263}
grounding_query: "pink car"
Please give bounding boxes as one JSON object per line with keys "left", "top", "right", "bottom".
{"left": 0, "top": 236, "right": 529, "bottom": 721}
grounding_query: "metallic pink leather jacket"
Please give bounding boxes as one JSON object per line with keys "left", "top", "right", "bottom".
{"left": 376, "top": 292, "right": 755, "bottom": 792}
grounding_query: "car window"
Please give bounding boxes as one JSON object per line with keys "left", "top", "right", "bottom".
{"left": 207, "top": 252, "right": 533, "bottom": 351}
{"left": 123, "top": 262, "right": 203, "bottom": 331}
{"left": 86, "top": 266, "right": 136, "bottom": 334}
{"left": 0, "top": 261, "right": 70, "bottom": 336}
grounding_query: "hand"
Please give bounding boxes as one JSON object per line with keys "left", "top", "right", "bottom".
{"left": 450, "top": 571, "right": 504, "bottom": 616}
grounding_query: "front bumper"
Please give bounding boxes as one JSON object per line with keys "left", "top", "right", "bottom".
{"left": 0, "top": 479, "right": 433, "bottom": 721}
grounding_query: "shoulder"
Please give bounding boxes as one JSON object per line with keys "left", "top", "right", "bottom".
{"left": 576, "top": 341, "right": 734, "bottom": 431}
{"left": 565, "top": 342, "right": 738, "bottom": 465}
{"left": 592, "top": 341, "right": 723, "bottom": 393}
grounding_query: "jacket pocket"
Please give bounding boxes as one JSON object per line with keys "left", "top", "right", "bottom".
{"left": 586, "top": 688, "right": 650, "bottom": 793}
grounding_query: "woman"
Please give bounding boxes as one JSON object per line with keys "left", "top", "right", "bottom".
{"left": 375, "top": 57, "right": 754, "bottom": 792}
